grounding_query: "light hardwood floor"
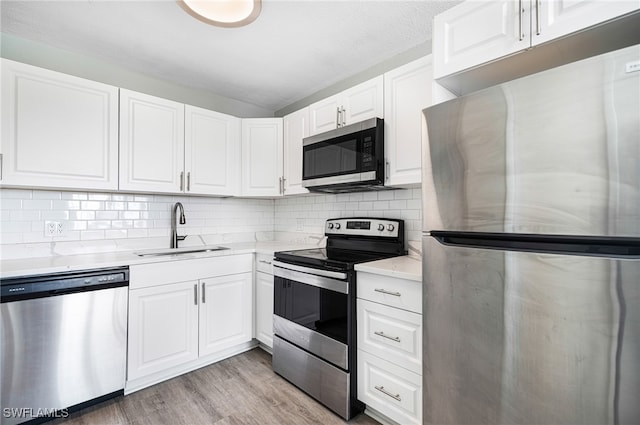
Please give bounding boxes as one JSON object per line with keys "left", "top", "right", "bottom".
{"left": 51, "top": 348, "right": 380, "bottom": 425}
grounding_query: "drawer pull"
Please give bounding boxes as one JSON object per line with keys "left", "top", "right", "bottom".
{"left": 259, "top": 260, "right": 272, "bottom": 265}
{"left": 374, "top": 288, "right": 401, "bottom": 297}
{"left": 375, "top": 385, "right": 401, "bottom": 402}
{"left": 374, "top": 331, "right": 401, "bottom": 343}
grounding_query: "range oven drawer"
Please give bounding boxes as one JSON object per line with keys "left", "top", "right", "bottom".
{"left": 273, "top": 336, "right": 351, "bottom": 420}
{"left": 273, "top": 315, "right": 348, "bottom": 370}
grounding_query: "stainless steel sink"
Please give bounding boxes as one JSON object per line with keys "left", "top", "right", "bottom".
{"left": 134, "top": 246, "right": 230, "bottom": 257}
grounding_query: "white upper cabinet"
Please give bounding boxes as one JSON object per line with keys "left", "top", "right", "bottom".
{"left": 119, "top": 89, "right": 185, "bottom": 193}
{"left": 309, "top": 76, "right": 383, "bottom": 136}
{"left": 185, "top": 105, "right": 241, "bottom": 196}
{"left": 241, "top": 118, "right": 284, "bottom": 197}
{"left": 433, "top": 1, "right": 526, "bottom": 79}
{"left": 1, "top": 59, "right": 119, "bottom": 190}
{"left": 384, "top": 56, "right": 434, "bottom": 187}
{"left": 433, "top": 0, "right": 639, "bottom": 79}
{"left": 341, "top": 75, "right": 384, "bottom": 125}
{"left": 308, "top": 94, "right": 341, "bottom": 135}
{"left": 283, "top": 107, "right": 310, "bottom": 195}
{"left": 534, "top": 0, "right": 639, "bottom": 45}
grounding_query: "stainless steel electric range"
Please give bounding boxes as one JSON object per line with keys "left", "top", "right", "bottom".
{"left": 272, "top": 218, "right": 406, "bottom": 420}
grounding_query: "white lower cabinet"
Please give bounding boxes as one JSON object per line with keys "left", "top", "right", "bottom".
{"left": 199, "top": 273, "right": 253, "bottom": 356}
{"left": 358, "top": 350, "right": 422, "bottom": 425}
{"left": 357, "top": 271, "right": 423, "bottom": 425}
{"left": 127, "top": 280, "right": 199, "bottom": 380}
{"left": 127, "top": 254, "right": 253, "bottom": 392}
{"left": 254, "top": 253, "right": 274, "bottom": 349}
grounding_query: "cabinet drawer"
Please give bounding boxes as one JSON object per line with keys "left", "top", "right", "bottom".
{"left": 131, "top": 254, "right": 252, "bottom": 289}
{"left": 357, "top": 350, "right": 422, "bottom": 425}
{"left": 357, "top": 299, "right": 421, "bottom": 375}
{"left": 255, "top": 253, "right": 274, "bottom": 275}
{"left": 357, "top": 272, "right": 421, "bottom": 314}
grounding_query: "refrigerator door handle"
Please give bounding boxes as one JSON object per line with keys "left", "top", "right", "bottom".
{"left": 430, "top": 231, "right": 640, "bottom": 258}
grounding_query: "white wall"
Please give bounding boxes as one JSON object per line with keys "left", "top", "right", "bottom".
{"left": 0, "top": 34, "right": 273, "bottom": 118}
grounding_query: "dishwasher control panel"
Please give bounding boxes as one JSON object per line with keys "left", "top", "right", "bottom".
{"left": 0, "top": 267, "right": 129, "bottom": 301}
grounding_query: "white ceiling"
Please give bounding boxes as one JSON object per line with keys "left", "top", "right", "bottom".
{"left": 1, "top": 0, "right": 462, "bottom": 112}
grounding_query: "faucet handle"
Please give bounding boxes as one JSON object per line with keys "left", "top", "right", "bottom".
{"left": 177, "top": 235, "right": 187, "bottom": 242}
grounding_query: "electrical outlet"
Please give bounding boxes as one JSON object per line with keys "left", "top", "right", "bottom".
{"left": 296, "top": 218, "right": 304, "bottom": 231}
{"left": 626, "top": 60, "right": 640, "bottom": 73}
{"left": 45, "top": 221, "right": 64, "bottom": 237}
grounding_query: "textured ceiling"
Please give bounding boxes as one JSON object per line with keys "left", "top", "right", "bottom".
{"left": 1, "top": 0, "right": 462, "bottom": 112}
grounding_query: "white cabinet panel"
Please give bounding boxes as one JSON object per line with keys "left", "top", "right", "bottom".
{"left": 384, "top": 57, "right": 433, "bottom": 187}
{"left": 185, "top": 105, "right": 240, "bottom": 196}
{"left": 119, "top": 89, "right": 185, "bottom": 193}
{"left": 309, "top": 94, "right": 341, "bottom": 136}
{"left": 308, "top": 76, "right": 383, "bottom": 136}
{"left": 283, "top": 107, "right": 310, "bottom": 195}
{"left": 128, "top": 280, "right": 199, "bottom": 380}
{"left": 357, "top": 272, "right": 422, "bottom": 314}
{"left": 358, "top": 350, "right": 422, "bottom": 425}
{"left": 433, "top": 0, "right": 525, "bottom": 79}
{"left": 1, "top": 59, "right": 118, "bottom": 190}
{"left": 255, "top": 270, "right": 274, "bottom": 348}
{"left": 534, "top": 0, "right": 639, "bottom": 45}
{"left": 357, "top": 299, "right": 422, "bottom": 375}
{"left": 199, "top": 272, "right": 253, "bottom": 356}
{"left": 341, "top": 75, "right": 384, "bottom": 125}
{"left": 241, "top": 118, "right": 283, "bottom": 197}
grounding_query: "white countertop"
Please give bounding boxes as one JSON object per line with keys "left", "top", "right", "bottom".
{"left": 0, "top": 241, "right": 315, "bottom": 279}
{"left": 355, "top": 254, "right": 422, "bottom": 282}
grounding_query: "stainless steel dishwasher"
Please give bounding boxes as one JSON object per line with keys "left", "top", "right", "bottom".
{"left": 1, "top": 267, "right": 129, "bottom": 425}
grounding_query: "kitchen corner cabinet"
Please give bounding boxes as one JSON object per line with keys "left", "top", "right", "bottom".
{"left": 127, "top": 255, "right": 253, "bottom": 388}
{"left": 254, "top": 253, "right": 275, "bottom": 349}
{"left": 433, "top": 0, "right": 639, "bottom": 80}
{"left": 283, "top": 107, "right": 310, "bottom": 195}
{"left": 0, "top": 59, "right": 119, "bottom": 190}
{"left": 309, "top": 76, "right": 383, "bottom": 136}
{"left": 185, "top": 106, "right": 241, "bottom": 196}
{"left": 383, "top": 56, "right": 435, "bottom": 187}
{"left": 119, "top": 89, "right": 185, "bottom": 193}
{"left": 241, "top": 118, "right": 284, "bottom": 197}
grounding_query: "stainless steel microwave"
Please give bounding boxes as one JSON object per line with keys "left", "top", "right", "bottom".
{"left": 302, "top": 118, "right": 384, "bottom": 193}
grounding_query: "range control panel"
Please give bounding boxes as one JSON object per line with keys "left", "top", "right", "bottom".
{"left": 325, "top": 218, "right": 402, "bottom": 238}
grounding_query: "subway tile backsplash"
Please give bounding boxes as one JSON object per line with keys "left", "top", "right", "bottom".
{"left": 1, "top": 187, "right": 422, "bottom": 260}
{"left": 275, "top": 189, "right": 422, "bottom": 242}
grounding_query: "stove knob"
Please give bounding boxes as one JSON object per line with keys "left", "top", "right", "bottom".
{"left": 387, "top": 224, "right": 395, "bottom": 231}
{"left": 335, "top": 223, "right": 341, "bottom": 229}
{"left": 328, "top": 223, "right": 334, "bottom": 229}
{"left": 378, "top": 224, "right": 385, "bottom": 231}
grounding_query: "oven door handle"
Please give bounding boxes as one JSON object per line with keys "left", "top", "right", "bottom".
{"left": 272, "top": 261, "right": 347, "bottom": 280}
{"left": 273, "top": 263, "right": 349, "bottom": 295}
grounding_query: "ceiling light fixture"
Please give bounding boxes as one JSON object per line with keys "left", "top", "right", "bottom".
{"left": 178, "top": 0, "right": 261, "bottom": 28}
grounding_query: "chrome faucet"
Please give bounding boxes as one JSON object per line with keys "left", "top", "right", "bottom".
{"left": 170, "top": 202, "right": 187, "bottom": 248}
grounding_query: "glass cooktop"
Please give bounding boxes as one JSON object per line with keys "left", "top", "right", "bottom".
{"left": 274, "top": 247, "right": 397, "bottom": 271}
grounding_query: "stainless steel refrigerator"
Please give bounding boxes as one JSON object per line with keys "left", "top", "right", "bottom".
{"left": 421, "top": 44, "right": 639, "bottom": 425}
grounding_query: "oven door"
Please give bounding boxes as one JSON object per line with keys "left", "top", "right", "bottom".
{"left": 272, "top": 261, "right": 350, "bottom": 369}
